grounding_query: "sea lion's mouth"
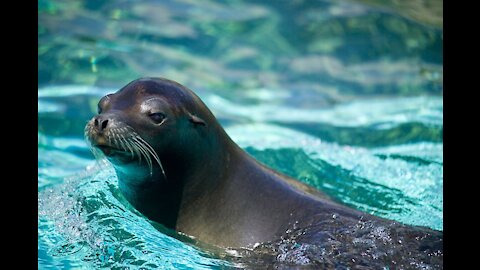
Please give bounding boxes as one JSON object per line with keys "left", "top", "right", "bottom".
{"left": 94, "top": 144, "right": 130, "bottom": 157}
{"left": 84, "top": 122, "right": 166, "bottom": 177}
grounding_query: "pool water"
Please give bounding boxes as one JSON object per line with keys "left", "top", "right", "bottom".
{"left": 38, "top": 0, "right": 442, "bottom": 269}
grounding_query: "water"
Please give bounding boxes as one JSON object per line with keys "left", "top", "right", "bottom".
{"left": 38, "top": 0, "right": 442, "bottom": 268}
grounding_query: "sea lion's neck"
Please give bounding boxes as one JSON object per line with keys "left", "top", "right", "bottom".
{"left": 114, "top": 123, "right": 237, "bottom": 230}
{"left": 116, "top": 166, "right": 183, "bottom": 229}
{"left": 177, "top": 125, "right": 239, "bottom": 210}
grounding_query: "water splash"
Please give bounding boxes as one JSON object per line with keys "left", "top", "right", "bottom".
{"left": 38, "top": 157, "right": 233, "bottom": 269}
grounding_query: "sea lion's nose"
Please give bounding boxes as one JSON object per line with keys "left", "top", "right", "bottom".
{"left": 94, "top": 115, "right": 109, "bottom": 131}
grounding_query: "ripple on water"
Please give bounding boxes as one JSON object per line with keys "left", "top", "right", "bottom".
{"left": 228, "top": 123, "right": 442, "bottom": 231}
{"left": 38, "top": 159, "right": 234, "bottom": 269}
{"left": 38, "top": 89, "right": 442, "bottom": 268}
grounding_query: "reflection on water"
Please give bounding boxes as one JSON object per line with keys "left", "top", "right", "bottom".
{"left": 39, "top": 0, "right": 442, "bottom": 268}
{"left": 39, "top": 0, "right": 442, "bottom": 97}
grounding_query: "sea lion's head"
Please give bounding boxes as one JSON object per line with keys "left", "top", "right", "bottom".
{"left": 85, "top": 78, "right": 212, "bottom": 183}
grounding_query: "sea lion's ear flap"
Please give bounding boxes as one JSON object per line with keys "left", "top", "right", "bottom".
{"left": 188, "top": 113, "right": 206, "bottom": 127}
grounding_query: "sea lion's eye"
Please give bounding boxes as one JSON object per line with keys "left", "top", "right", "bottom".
{"left": 149, "top": 112, "right": 166, "bottom": 124}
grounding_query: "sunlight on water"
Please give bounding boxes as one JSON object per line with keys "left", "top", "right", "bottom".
{"left": 206, "top": 94, "right": 442, "bottom": 127}
{"left": 227, "top": 124, "right": 442, "bottom": 230}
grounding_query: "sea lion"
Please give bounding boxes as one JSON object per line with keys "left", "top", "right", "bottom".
{"left": 84, "top": 77, "right": 442, "bottom": 268}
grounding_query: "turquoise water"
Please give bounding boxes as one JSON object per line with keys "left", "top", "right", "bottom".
{"left": 38, "top": 0, "right": 442, "bottom": 269}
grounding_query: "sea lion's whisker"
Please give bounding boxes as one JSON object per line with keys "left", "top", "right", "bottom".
{"left": 109, "top": 130, "right": 117, "bottom": 148}
{"left": 107, "top": 130, "right": 112, "bottom": 146}
{"left": 114, "top": 131, "right": 128, "bottom": 153}
{"left": 130, "top": 137, "right": 152, "bottom": 168}
{"left": 134, "top": 140, "right": 153, "bottom": 174}
{"left": 133, "top": 136, "right": 164, "bottom": 168}
{"left": 116, "top": 134, "right": 124, "bottom": 152}
{"left": 132, "top": 139, "right": 142, "bottom": 164}
{"left": 120, "top": 133, "right": 135, "bottom": 159}
{"left": 84, "top": 123, "right": 111, "bottom": 164}
{"left": 132, "top": 140, "right": 153, "bottom": 175}
{"left": 126, "top": 140, "right": 137, "bottom": 160}
{"left": 133, "top": 135, "right": 167, "bottom": 179}
{"left": 91, "top": 147, "right": 104, "bottom": 161}
{"left": 121, "top": 129, "right": 143, "bottom": 164}
{"left": 83, "top": 116, "right": 166, "bottom": 178}
{"left": 111, "top": 130, "right": 119, "bottom": 148}
{"left": 84, "top": 125, "right": 101, "bottom": 160}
